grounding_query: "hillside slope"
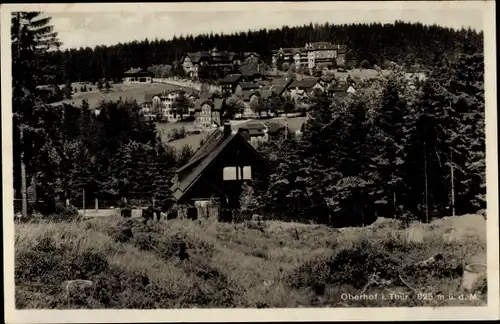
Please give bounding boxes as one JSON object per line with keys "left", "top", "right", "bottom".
{"left": 15, "top": 215, "right": 486, "bottom": 309}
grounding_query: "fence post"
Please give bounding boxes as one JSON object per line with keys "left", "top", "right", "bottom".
{"left": 95, "top": 198, "right": 98, "bottom": 212}
{"left": 82, "top": 189, "right": 85, "bottom": 217}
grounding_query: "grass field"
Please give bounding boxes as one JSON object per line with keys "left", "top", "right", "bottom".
{"left": 15, "top": 214, "right": 487, "bottom": 309}
{"left": 54, "top": 82, "right": 196, "bottom": 109}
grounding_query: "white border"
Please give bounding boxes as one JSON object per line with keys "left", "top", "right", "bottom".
{"left": 2, "top": 2, "right": 499, "bottom": 323}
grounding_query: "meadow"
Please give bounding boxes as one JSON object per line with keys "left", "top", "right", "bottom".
{"left": 14, "top": 214, "right": 487, "bottom": 309}
{"left": 53, "top": 82, "right": 195, "bottom": 109}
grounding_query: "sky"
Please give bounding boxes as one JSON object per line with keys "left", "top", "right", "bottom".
{"left": 43, "top": 3, "right": 484, "bottom": 50}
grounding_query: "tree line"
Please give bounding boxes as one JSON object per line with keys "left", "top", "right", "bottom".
{"left": 44, "top": 20, "right": 482, "bottom": 84}
{"left": 247, "top": 38, "right": 485, "bottom": 225}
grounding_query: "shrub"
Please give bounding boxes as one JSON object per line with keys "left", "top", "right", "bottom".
{"left": 49, "top": 204, "right": 80, "bottom": 222}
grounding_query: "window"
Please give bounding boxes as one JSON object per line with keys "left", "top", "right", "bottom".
{"left": 223, "top": 167, "right": 238, "bottom": 180}
{"left": 242, "top": 166, "right": 252, "bottom": 180}
{"left": 223, "top": 166, "right": 252, "bottom": 181}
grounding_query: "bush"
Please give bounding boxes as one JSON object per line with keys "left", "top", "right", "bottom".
{"left": 49, "top": 204, "right": 80, "bottom": 222}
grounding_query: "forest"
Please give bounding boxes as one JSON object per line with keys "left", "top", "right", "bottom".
{"left": 44, "top": 20, "right": 483, "bottom": 84}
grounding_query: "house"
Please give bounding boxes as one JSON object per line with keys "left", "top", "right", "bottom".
{"left": 218, "top": 74, "right": 244, "bottom": 95}
{"left": 237, "top": 121, "right": 269, "bottom": 144}
{"left": 270, "top": 76, "right": 295, "bottom": 98}
{"left": 123, "top": 68, "right": 152, "bottom": 84}
{"left": 194, "top": 98, "right": 225, "bottom": 129}
{"left": 169, "top": 121, "right": 270, "bottom": 221}
{"left": 272, "top": 42, "right": 347, "bottom": 71}
{"left": 181, "top": 48, "right": 244, "bottom": 78}
{"left": 319, "top": 75, "right": 337, "bottom": 87}
{"left": 238, "top": 66, "right": 264, "bottom": 82}
{"left": 289, "top": 77, "right": 323, "bottom": 102}
{"left": 235, "top": 82, "right": 260, "bottom": 94}
{"left": 326, "top": 82, "right": 356, "bottom": 98}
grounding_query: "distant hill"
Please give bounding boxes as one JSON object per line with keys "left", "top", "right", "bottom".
{"left": 46, "top": 20, "right": 482, "bottom": 84}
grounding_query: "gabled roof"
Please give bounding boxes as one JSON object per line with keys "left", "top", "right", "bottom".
{"left": 258, "top": 89, "right": 272, "bottom": 100}
{"left": 266, "top": 121, "right": 287, "bottom": 134}
{"left": 195, "top": 99, "right": 213, "bottom": 111}
{"left": 298, "top": 77, "right": 321, "bottom": 89}
{"left": 219, "top": 74, "right": 243, "bottom": 84}
{"left": 320, "top": 75, "right": 336, "bottom": 83}
{"left": 272, "top": 76, "right": 295, "bottom": 87}
{"left": 272, "top": 85, "right": 287, "bottom": 96}
{"left": 238, "top": 82, "right": 259, "bottom": 90}
{"left": 327, "top": 83, "right": 350, "bottom": 92}
{"left": 170, "top": 128, "right": 268, "bottom": 202}
{"left": 241, "top": 90, "right": 255, "bottom": 101}
{"left": 243, "top": 52, "right": 260, "bottom": 58}
{"left": 213, "top": 98, "right": 225, "bottom": 111}
{"left": 291, "top": 77, "right": 320, "bottom": 90}
{"left": 239, "top": 66, "right": 261, "bottom": 77}
{"left": 238, "top": 121, "right": 267, "bottom": 131}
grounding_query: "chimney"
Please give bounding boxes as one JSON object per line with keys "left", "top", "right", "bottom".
{"left": 223, "top": 120, "right": 232, "bottom": 137}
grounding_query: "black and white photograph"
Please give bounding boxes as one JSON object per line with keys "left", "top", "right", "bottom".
{"left": 2, "top": 1, "right": 498, "bottom": 322}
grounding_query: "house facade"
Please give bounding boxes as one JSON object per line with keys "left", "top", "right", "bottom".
{"left": 194, "top": 98, "right": 224, "bottom": 129}
{"left": 181, "top": 48, "right": 245, "bottom": 78}
{"left": 272, "top": 42, "right": 347, "bottom": 71}
{"left": 219, "top": 74, "right": 244, "bottom": 95}
{"left": 123, "top": 68, "right": 153, "bottom": 84}
{"left": 170, "top": 122, "right": 270, "bottom": 221}
{"left": 237, "top": 121, "right": 269, "bottom": 144}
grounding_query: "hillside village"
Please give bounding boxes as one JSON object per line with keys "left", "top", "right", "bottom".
{"left": 11, "top": 10, "right": 490, "bottom": 311}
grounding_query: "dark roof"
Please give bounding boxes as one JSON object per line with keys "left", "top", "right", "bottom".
{"left": 238, "top": 82, "right": 259, "bottom": 90}
{"left": 195, "top": 99, "right": 213, "bottom": 111}
{"left": 248, "top": 129, "right": 265, "bottom": 136}
{"left": 327, "top": 83, "right": 349, "bottom": 92}
{"left": 219, "top": 74, "right": 243, "bottom": 84}
{"left": 266, "top": 121, "right": 287, "bottom": 134}
{"left": 272, "top": 76, "right": 295, "bottom": 87}
{"left": 170, "top": 129, "right": 268, "bottom": 202}
{"left": 272, "top": 85, "right": 287, "bottom": 96}
{"left": 243, "top": 52, "right": 260, "bottom": 58}
{"left": 297, "top": 77, "right": 320, "bottom": 89}
{"left": 239, "top": 66, "right": 261, "bottom": 77}
{"left": 238, "top": 121, "right": 267, "bottom": 131}
{"left": 320, "top": 75, "right": 336, "bottom": 83}
{"left": 241, "top": 90, "right": 254, "bottom": 101}
{"left": 258, "top": 89, "right": 272, "bottom": 100}
{"left": 213, "top": 98, "right": 225, "bottom": 111}
{"left": 171, "top": 129, "right": 234, "bottom": 200}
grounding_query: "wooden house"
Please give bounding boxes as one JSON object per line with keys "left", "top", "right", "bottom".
{"left": 170, "top": 121, "right": 270, "bottom": 221}
{"left": 237, "top": 121, "right": 268, "bottom": 144}
{"left": 218, "top": 74, "right": 244, "bottom": 95}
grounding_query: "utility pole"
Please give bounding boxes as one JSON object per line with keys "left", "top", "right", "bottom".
{"left": 450, "top": 148, "right": 455, "bottom": 217}
{"left": 20, "top": 126, "right": 28, "bottom": 219}
{"left": 82, "top": 189, "right": 86, "bottom": 217}
{"left": 424, "top": 142, "right": 429, "bottom": 223}
{"left": 17, "top": 14, "right": 28, "bottom": 219}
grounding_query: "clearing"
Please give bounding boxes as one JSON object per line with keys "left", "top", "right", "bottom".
{"left": 15, "top": 214, "right": 486, "bottom": 308}
{"left": 53, "top": 82, "right": 195, "bottom": 109}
